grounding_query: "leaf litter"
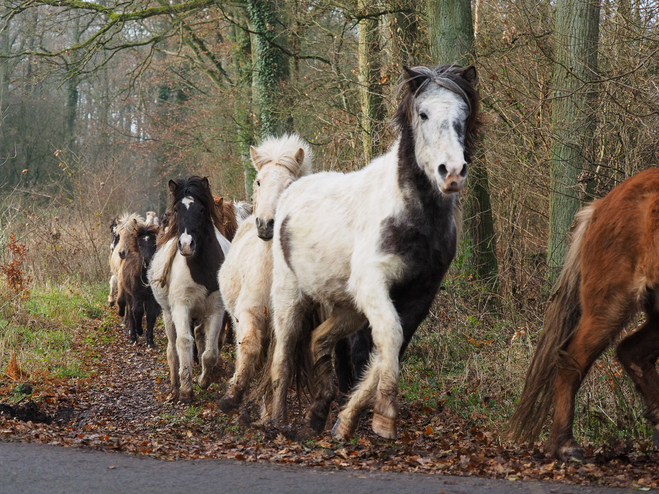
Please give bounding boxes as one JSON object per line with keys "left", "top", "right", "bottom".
{"left": 0, "top": 312, "right": 658, "bottom": 491}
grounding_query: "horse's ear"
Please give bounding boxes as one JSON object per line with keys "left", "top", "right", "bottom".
{"left": 294, "top": 148, "right": 305, "bottom": 168}
{"left": 216, "top": 197, "right": 224, "bottom": 209}
{"left": 201, "top": 177, "right": 210, "bottom": 189}
{"left": 250, "top": 146, "right": 263, "bottom": 171}
{"left": 461, "top": 65, "right": 478, "bottom": 86}
{"left": 402, "top": 65, "right": 429, "bottom": 92}
{"left": 168, "top": 179, "right": 178, "bottom": 194}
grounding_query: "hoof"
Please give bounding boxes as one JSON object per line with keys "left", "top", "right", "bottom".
{"left": 179, "top": 390, "right": 193, "bottom": 403}
{"left": 307, "top": 408, "right": 328, "bottom": 433}
{"left": 109, "top": 301, "right": 115, "bottom": 307}
{"left": 331, "top": 417, "right": 354, "bottom": 441}
{"left": 218, "top": 393, "right": 241, "bottom": 413}
{"left": 147, "top": 341, "right": 155, "bottom": 349}
{"left": 198, "top": 377, "right": 210, "bottom": 390}
{"left": 166, "top": 391, "right": 179, "bottom": 403}
{"left": 556, "top": 440, "right": 584, "bottom": 461}
{"left": 372, "top": 412, "right": 397, "bottom": 439}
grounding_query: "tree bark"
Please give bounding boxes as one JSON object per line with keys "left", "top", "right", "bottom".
{"left": 358, "top": 0, "right": 385, "bottom": 163}
{"left": 547, "top": 0, "right": 600, "bottom": 282}
{"left": 427, "top": 0, "right": 498, "bottom": 285}
{"left": 247, "top": 0, "right": 292, "bottom": 139}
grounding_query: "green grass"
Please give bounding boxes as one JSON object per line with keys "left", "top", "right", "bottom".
{"left": 0, "top": 280, "right": 107, "bottom": 380}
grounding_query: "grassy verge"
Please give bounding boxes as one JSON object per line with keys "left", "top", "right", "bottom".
{"left": 0, "top": 280, "right": 106, "bottom": 384}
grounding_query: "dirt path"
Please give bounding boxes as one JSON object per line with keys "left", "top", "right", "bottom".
{"left": 1, "top": 319, "right": 658, "bottom": 490}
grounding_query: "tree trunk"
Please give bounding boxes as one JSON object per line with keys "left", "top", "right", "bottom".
{"left": 358, "top": 0, "right": 385, "bottom": 163}
{"left": 547, "top": 0, "right": 600, "bottom": 282}
{"left": 246, "top": 0, "right": 292, "bottom": 138}
{"left": 427, "top": 0, "right": 498, "bottom": 285}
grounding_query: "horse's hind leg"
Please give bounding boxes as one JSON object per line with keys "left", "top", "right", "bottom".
{"left": 307, "top": 309, "right": 365, "bottom": 432}
{"left": 219, "top": 310, "right": 265, "bottom": 412}
{"left": 616, "top": 309, "right": 659, "bottom": 447}
{"left": 549, "top": 313, "right": 625, "bottom": 459}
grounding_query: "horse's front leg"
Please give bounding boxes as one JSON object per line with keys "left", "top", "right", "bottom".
{"left": 268, "top": 271, "right": 308, "bottom": 426}
{"left": 219, "top": 309, "right": 266, "bottom": 412}
{"left": 172, "top": 306, "right": 195, "bottom": 402}
{"left": 145, "top": 297, "right": 160, "bottom": 348}
{"left": 333, "top": 273, "right": 402, "bottom": 440}
{"left": 198, "top": 294, "right": 224, "bottom": 390}
{"left": 162, "top": 310, "right": 180, "bottom": 400}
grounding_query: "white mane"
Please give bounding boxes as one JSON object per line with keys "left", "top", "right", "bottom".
{"left": 252, "top": 133, "right": 313, "bottom": 177}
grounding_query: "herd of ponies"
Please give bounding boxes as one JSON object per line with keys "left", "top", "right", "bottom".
{"left": 106, "top": 64, "right": 659, "bottom": 461}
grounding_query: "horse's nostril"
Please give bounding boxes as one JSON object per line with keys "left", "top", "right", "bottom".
{"left": 451, "top": 181, "right": 458, "bottom": 188}
{"left": 255, "top": 217, "right": 262, "bottom": 228}
{"left": 266, "top": 219, "right": 274, "bottom": 231}
{"left": 438, "top": 164, "right": 447, "bottom": 177}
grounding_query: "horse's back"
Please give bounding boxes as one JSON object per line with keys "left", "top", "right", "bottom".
{"left": 581, "top": 168, "right": 659, "bottom": 306}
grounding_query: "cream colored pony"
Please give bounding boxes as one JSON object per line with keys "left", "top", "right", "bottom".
{"left": 108, "top": 213, "right": 145, "bottom": 310}
{"left": 218, "top": 134, "right": 313, "bottom": 411}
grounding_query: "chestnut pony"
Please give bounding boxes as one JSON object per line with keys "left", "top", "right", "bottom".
{"left": 511, "top": 168, "right": 659, "bottom": 459}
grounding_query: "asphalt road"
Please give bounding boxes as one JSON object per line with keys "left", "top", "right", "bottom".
{"left": 0, "top": 441, "right": 643, "bottom": 494}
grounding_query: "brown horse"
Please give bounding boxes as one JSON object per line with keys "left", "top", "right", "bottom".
{"left": 510, "top": 168, "right": 659, "bottom": 460}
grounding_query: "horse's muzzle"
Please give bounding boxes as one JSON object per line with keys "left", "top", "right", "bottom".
{"left": 256, "top": 217, "right": 274, "bottom": 241}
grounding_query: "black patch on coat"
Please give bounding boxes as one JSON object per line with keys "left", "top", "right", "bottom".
{"left": 186, "top": 229, "right": 223, "bottom": 293}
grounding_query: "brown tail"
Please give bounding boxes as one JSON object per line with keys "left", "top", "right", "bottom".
{"left": 509, "top": 203, "right": 596, "bottom": 443}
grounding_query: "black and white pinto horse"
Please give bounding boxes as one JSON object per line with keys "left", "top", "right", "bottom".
{"left": 148, "top": 176, "right": 230, "bottom": 403}
{"left": 266, "top": 64, "right": 481, "bottom": 440}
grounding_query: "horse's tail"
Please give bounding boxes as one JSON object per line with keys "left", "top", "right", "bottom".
{"left": 509, "top": 202, "right": 596, "bottom": 444}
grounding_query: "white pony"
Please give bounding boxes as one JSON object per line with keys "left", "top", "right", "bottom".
{"left": 266, "top": 65, "right": 481, "bottom": 440}
{"left": 218, "top": 134, "right": 313, "bottom": 412}
{"left": 148, "top": 176, "right": 229, "bottom": 403}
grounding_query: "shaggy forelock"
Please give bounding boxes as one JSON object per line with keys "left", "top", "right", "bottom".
{"left": 252, "top": 133, "right": 314, "bottom": 178}
{"left": 116, "top": 212, "right": 145, "bottom": 234}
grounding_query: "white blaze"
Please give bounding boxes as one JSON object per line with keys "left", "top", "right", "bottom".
{"left": 182, "top": 197, "right": 195, "bottom": 209}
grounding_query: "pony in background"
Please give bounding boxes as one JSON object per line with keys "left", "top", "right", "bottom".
{"left": 108, "top": 213, "right": 145, "bottom": 309}
{"left": 148, "top": 177, "right": 227, "bottom": 402}
{"left": 117, "top": 223, "right": 161, "bottom": 347}
{"left": 265, "top": 64, "right": 480, "bottom": 439}
{"left": 218, "top": 134, "right": 313, "bottom": 412}
{"left": 511, "top": 168, "right": 659, "bottom": 459}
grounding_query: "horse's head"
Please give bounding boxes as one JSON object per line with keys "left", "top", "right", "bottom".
{"left": 250, "top": 134, "right": 313, "bottom": 240}
{"left": 134, "top": 224, "right": 159, "bottom": 266}
{"left": 168, "top": 176, "right": 217, "bottom": 258}
{"left": 397, "top": 64, "right": 480, "bottom": 195}
{"left": 117, "top": 218, "right": 139, "bottom": 260}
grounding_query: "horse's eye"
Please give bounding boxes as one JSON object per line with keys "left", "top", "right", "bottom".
{"left": 419, "top": 112, "right": 428, "bottom": 121}
{"left": 255, "top": 180, "right": 261, "bottom": 187}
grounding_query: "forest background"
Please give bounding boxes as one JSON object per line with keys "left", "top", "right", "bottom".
{"left": 1, "top": 0, "right": 658, "bottom": 449}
